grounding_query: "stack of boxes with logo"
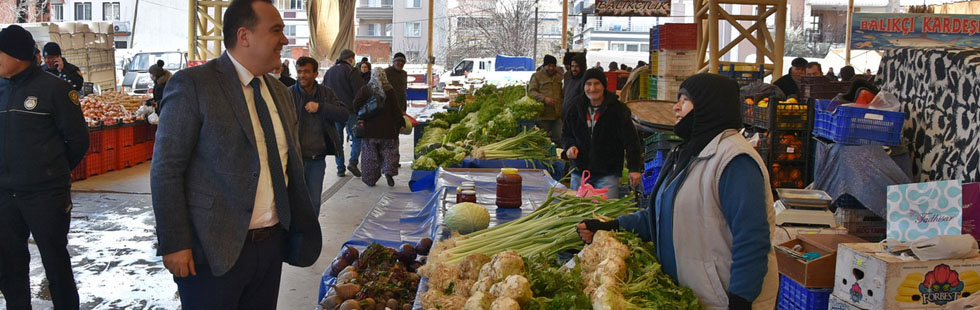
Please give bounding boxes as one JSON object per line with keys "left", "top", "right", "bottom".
{"left": 827, "top": 180, "right": 980, "bottom": 309}
{"left": 648, "top": 23, "right": 697, "bottom": 101}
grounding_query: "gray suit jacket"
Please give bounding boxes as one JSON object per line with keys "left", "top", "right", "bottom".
{"left": 151, "top": 53, "right": 322, "bottom": 276}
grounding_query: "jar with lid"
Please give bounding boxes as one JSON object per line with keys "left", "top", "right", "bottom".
{"left": 459, "top": 190, "right": 478, "bottom": 203}
{"left": 495, "top": 168, "right": 523, "bottom": 208}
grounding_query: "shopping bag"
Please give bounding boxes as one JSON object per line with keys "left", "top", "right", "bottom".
{"left": 886, "top": 180, "right": 963, "bottom": 242}
{"left": 576, "top": 170, "right": 609, "bottom": 200}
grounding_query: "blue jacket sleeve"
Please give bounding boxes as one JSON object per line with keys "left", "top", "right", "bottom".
{"left": 719, "top": 154, "right": 771, "bottom": 302}
{"left": 617, "top": 207, "right": 654, "bottom": 242}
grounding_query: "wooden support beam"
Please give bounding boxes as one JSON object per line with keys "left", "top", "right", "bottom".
{"left": 774, "top": 0, "right": 787, "bottom": 78}
{"left": 708, "top": 0, "right": 719, "bottom": 73}
{"left": 717, "top": 9, "right": 772, "bottom": 61}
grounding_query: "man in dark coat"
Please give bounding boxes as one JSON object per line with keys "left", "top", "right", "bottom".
{"left": 561, "top": 53, "right": 587, "bottom": 119}
{"left": 41, "top": 42, "right": 84, "bottom": 92}
{"left": 0, "top": 24, "right": 89, "bottom": 310}
{"left": 322, "top": 48, "right": 366, "bottom": 177}
{"left": 384, "top": 52, "right": 408, "bottom": 112}
{"left": 772, "top": 57, "right": 807, "bottom": 97}
{"left": 561, "top": 68, "right": 643, "bottom": 198}
{"left": 292, "top": 56, "right": 348, "bottom": 213}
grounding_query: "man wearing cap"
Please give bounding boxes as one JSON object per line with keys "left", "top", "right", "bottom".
{"left": 773, "top": 57, "right": 807, "bottom": 97}
{"left": 0, "top": 24, "right": 89, "bottom": 310}
{"left": 323, "top": 48, "right": 366, "bottom": 178}
{"left": 527, "top": 54, "right": 563, "bottom": 143}
{"left": 41, "top": 42, "right": 85, "bottom": 92}
{"left": 561, "top": 67, "right": 642, "bottom": 198}
{"left": 385, "top": 52, "right": 408, "bottom": 113}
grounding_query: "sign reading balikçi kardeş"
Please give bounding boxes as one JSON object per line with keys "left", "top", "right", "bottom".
{"left": 851, "top": 13, "right": 980, "bottom": 50}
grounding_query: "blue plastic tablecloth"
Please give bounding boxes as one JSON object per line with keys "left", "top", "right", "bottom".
{"left": 317, "top": 169, "right": 565, "bottom": 303}
{"left": 409, "top": 158, "right": 566, "bottom": 192}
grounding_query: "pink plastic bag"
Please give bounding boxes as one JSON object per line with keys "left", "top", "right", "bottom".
{"left": 576, "top": 170, "right": 609, "bottom": 200}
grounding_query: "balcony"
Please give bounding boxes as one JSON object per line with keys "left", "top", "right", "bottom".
{"left": 356, "top": 6, "right": 394, "bottom": 19}
{"left": 355, "top": 35, "right": 393, "bottom": 43}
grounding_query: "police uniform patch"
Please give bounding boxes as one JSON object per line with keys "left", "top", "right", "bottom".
{"left": 24, "top": 96, "right": 38, "bottom": 110}
{"left": 68, "top": 90, "right": 80, "bottom": 106}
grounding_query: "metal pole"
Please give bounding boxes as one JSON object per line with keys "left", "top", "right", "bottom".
{"left": 845, "top": 0, "right": 854, "bottom": 65}
{"left": 533, "top": 1, "right": 539, "bottom": 61}
{"left": 427, "top": 0, "right": 434, "bottom": 102}
{"left": 188, "top": 0, "right": 196, "bottom": 60}
{"left": 561, "top": 0, "right": 568, "bottom": 50}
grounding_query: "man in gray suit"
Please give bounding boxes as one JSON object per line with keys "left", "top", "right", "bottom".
{"left": 150, "top": 0, "right": 321, "bottom": 308}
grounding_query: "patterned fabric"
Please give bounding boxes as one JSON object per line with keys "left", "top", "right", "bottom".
{"left": 878, "top": 48, "right": 980, "bottom": 182}
{"left": 360, "top": 138, "right": 399, "bottom": 185}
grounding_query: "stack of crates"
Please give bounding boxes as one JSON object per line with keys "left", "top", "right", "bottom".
{"left": 649, "top": 24, "right": 698, "bottom": 101}
{"left": 641, "top": 132, "right": 681, "bottom": 195}
{"left": 741, "top": 94, "right": 811, "bottom": 189}
{"left": 719, "top": 64, "right": 766, "bottom": 87}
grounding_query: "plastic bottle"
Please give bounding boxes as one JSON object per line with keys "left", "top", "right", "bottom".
{"left": 495, "top": 168, "right": 523, "bottom": 208}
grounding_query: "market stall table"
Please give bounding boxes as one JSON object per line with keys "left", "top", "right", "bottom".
{"left": 408, "top": 159, "right": 566, "bottom": 192}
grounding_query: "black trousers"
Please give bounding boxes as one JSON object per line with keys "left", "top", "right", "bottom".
{"left": 0, "top": 189, "right": 79, "bottom": 310}
{"left": 174, "top": 226, "right": 285, "bottom": 310}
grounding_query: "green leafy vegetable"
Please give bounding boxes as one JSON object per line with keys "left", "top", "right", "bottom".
{"left": 616, "top": 231, "right": 702, "bottom": 310}
{"left": 505, "top": 96, "right": 545, "bottom": 121}
{"left": 523, "top": 255, "right": 591, "bottom": 310}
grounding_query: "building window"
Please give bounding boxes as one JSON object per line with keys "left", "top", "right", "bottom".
{"left": 115, "top": 41, "right": 127, "bottom": 49}
{"left": 610, "top": 43, "right": 624, "bottom": 51}
{"left": 289, "top": 0, "right": 303, "bottom": 9}
{"left": 405, "top": 0, "right": 421, "bottom": 8}
{"left": 626, "top": 44, "right": 639, "bottom": 52}
{"left": 74, "top": 2, "right": 92, "bottom": 20}
{"left": 367, "top": 0, "right": 391, "bottom": 7}
{"left": 367, "top": 23, "right": 382, "bottom": 36}
{"left": 103, "top": 2, "right": 121, "bottom": 21}
{"left": 383, "top": 0, "right": 393, "bottom": 7}
{"left": 639, "top": 44, "right": 649, "bottom": 52}
{"left": 404, "top": 22, "right": 421, "bottom": 37}
{"left": 384, "top": 24, "right": 392, "bottom": 36}
{"left": 284, "top": 25, "right": 297, "bottom": 37}
{"left": 406, "top": 51, "right": 420, "bottom": 60}
{"left": 52, "top": 4, "right": 63, "bottom": 21}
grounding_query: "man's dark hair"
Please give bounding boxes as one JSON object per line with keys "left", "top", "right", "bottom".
{"left": 807, "top": 62, "right": 822, "bottom": 72}
{"left": 839, "top": 65, "right": 856, "bottom": 81}
{"left": 296, "top": 56, "right": 318, "bottom": 71}
{"left": 222, "top": 0, "right": 272, "bottom": 49}
{"left": 608, "top": 61, "right": 618, "bottom": 71}
{"left": 791, "top": 57, "right": 808, "bottom": 68}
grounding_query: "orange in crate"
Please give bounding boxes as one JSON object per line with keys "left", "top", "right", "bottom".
{"left": 771, "top": 163, "right": 805, "bottom": 188}
{"left": 775, "top": 133, "right": 803, "bottom": 161}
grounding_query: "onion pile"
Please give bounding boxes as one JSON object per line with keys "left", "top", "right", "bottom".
{"left": 80, "top": 91, "right": 149, "bottom": 126}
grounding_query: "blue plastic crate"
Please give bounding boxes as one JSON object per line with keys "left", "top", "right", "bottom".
{"left": 777, "top": 275, "right": 832, "bottom": 310}
{"left": 813, "top": 99, "right": 905, "bottom": 146}
{"left": 642, "top": 166, "right": 660, "bottom": 195}
{"left": 650, "top": 26, "right": 660, "bottom": 50}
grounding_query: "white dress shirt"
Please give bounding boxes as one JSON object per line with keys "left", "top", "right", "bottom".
{"left": 228, "top": 53, "right": 288, "bottom": 229}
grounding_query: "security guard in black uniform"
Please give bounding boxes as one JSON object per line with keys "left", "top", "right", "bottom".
{"left": 41, "top": 42, "right": 85, "bottom": 92}
{"left": 0, "top": 25, "right": 88, "bottom": 310}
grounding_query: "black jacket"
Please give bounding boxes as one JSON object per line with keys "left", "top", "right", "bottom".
{"left": 0, "top": 65, "right": 89, "bottom": 191}
{"left": 354, "top": 86, "right": 403, "bottom": 140}
{"left": 42, "top": 58, "right": 84, "bottom": 91}
{"left": 773, "top": 74, "right": 799, "bottom": 97}
{"left": 322, "top": 60, "right": 366, "bottom": 116}
{"left": 291, "top": 83, "right": 348, "bottom": 159}
{"left": 561, "top": 91, "right": 643, "bottom": 177}
{"left": 384, "top": 66, "right": 408, "bottom": 112}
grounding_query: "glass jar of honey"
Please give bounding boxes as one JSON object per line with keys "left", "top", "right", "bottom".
{"left": 495, "top": 168, "right": 523, "bottom": 208}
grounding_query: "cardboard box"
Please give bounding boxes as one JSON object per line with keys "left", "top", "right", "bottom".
{"left": 829, "top": 293, "right": 865, "bottom": 309}
{"left": 961, "top": 183, "right": 979, "bottom": 241}
{"left": 773, "top": 226, "right": 849, "bottom": 245}
{"left": 834, "top": 243, "right": 980, "bottom": 309}
{"left": 776, "top": 234, "right": 867, "bottom": 288}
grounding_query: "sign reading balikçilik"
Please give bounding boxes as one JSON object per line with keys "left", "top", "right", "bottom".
{"left": 594, "top": 0, "right": 671, "bottom": 17}
{"left": 851, "top": 13, "right": 980, "bottom": 49}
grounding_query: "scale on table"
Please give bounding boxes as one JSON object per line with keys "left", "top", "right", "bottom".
{"left": 774, "top": 188, "right": 837, "bottom": 227}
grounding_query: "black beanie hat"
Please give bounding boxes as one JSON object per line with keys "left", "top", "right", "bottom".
{"left": 0, "top": 25, "right": 37, "bottom": 61}
{"left": 43, "top": 42, "right": 62, "bottom": 57}
{"left": 393, "top": 52, "right": 406, "bottom": 62}
{"left": 543, "top": 55, "right": 557, "bottom": 66}
{"left": 583, "top": 67, "right": 607, "bottom": 89}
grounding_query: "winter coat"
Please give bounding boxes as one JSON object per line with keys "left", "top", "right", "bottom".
{"left": 384, "top": 66, "right": 408, "bottom": 112}
{"left": 291, "top": 83, "right": 348, "bottom": 159}
{"left": 560, "top": 91, "right": 642, "bottom": 177}
{"left": 322, "top": 60, "right": 366, "bottom": 116}
{"left": 527, "top": 68, "right": 563, "bottom": 120}
{"left": 353, "top": 86, "right": 402, "bottom": 140}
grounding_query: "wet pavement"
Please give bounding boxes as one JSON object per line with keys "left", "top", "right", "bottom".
{"left": 0, "top": 133, "right": 417, "bottom": 309}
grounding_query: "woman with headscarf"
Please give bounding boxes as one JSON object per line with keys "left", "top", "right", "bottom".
{"left": 576, "top": 73, "right": 778, "bottom": 310}
{"left": 352, "top": 68, "right": 404, "bottom": 187}
{"left": 148, "top": 60, "right": 171, "bottom": 114}
{"left": 358, "top": 58, "right": 372, "bottom": 82}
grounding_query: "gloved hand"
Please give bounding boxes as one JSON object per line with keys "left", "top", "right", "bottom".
{"left": 728, "top": 293, "right": 752, "bottom": 310}
{"left": 576, "top": 219, "right": 619, "bottom": 244}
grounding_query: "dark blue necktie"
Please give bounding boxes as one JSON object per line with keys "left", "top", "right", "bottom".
{"left": 249, "top": 77, "right": 290, "bottom": 219}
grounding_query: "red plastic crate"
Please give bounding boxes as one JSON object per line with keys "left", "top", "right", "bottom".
{"left": 659, "top": 23, "right": 698, "bottom": 50}
{"left": 134, "top": 122, "right": 148, "bottom": 144}
{"left": 118, "top": 125, "right": 135, "bottom": 147}
{"left": 142, "top": 141, "right": 155, "bottom": 161}
{"left": 101, "top": 127, "right": 118, "bottom": 151}
{"left": 103, "top": 149, "right": 117, "bottom": 172}
{"left": 70, "top": 159, "right": 87, "bottom": 182}
{"left": 88, "top": 129, "right": 102, "bottom": 153}
{"left": 85, "top": 152, "right": 104, "bottom": 177}
{"left": 148, "top": 124, "right": 157, "bottom": 141}
{"left": 117, "top": 145, "right": 145, "bottom": 170}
